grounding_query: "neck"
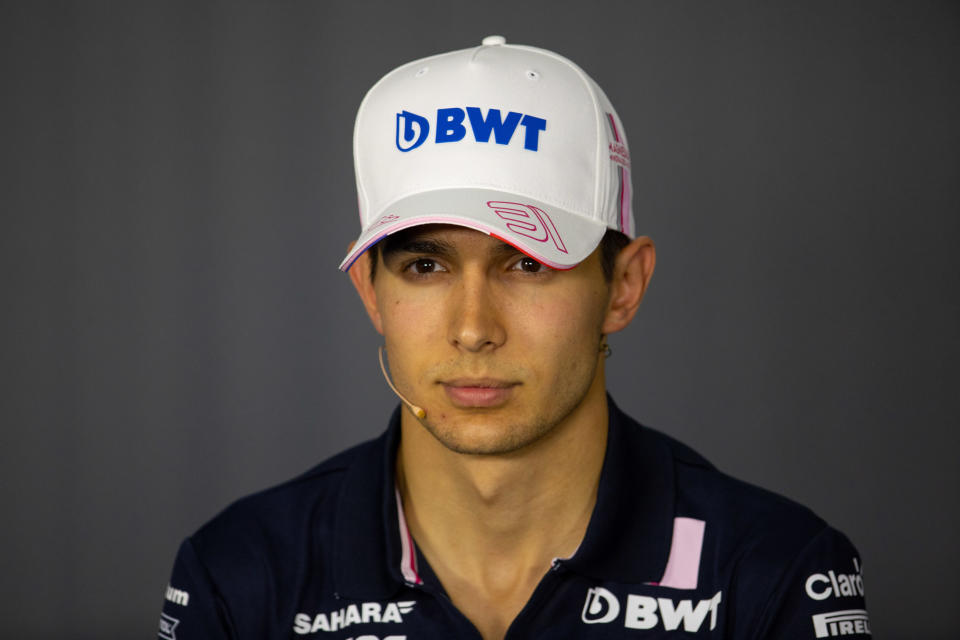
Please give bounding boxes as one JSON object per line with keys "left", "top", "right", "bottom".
{"left": 395, "top": 368, "right": 609, "bottom": 587}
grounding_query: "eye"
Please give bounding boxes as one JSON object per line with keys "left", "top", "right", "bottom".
{"left": 511, "top": 256, "right": 546, "bottom": 273}
{"left": 406, "top": 258, "right": 446, "bottom": 274}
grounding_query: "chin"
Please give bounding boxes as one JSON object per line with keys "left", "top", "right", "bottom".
{"left": 424, "top": 413, "right": 553, "bottom": 456}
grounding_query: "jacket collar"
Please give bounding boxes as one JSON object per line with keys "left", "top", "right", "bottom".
{"left": 331, "top": 396, "right": 675, "bottom": 599}
{"left": 561, "top": 396, "right": 675, "bottom": 582}
{"left": 331, "top": 406, "right": 406, "bottom": 600}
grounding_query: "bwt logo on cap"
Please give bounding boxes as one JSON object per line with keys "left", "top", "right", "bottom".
{"left": 396, "top": 107, "right": 547, "bottom": 152}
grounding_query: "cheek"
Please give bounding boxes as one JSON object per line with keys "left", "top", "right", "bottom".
{"left": 379, "top": 293, "right": 444, "bottom": 374}
{"left": 509, "top": 285, "right": 607, "bottom": 364}
{"left": 379, "top": 291, "right": 435, "bottom": 335}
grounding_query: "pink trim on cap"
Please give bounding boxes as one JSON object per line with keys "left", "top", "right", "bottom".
{"left": 395, "top": 489, "right": 422, "bottom": 585}
{"left": 340, "top": 215, "right": 579, "bottom": 272}
{"left": 658, "top": 517, "right": 706, "bottom": 589}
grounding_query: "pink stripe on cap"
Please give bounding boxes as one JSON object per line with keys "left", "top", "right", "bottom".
{"left": 621, "top": 166, "right": 632, "bottom": 236}
{"left": 658, "top": 517, "right": 705, "bottom": 589}
{"left": 607, "top": 112, "right": 621, "bottom": 142}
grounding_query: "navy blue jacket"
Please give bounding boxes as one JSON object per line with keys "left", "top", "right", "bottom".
{"left": 159, "top": 398, "right": 869, "bottom": 639}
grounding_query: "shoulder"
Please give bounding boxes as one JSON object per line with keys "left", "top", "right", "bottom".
{"left": 637, "top": 422, "right": 868, "bottom": 637}
{"left": 199, "top": 441, "right": 366, "bottom": 528}
{"left": 160, "top": 438, "right": 386, "bottom": 639}
{"left": 641, "top": 421, "right": 831, "bottom": 550}
{"left": 185, "top": 437, "right": 379, "bottom": 593}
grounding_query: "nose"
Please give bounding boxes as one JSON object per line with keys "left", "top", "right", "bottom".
{"left": 447, "top": 270, "right": 506, "bottom": 352}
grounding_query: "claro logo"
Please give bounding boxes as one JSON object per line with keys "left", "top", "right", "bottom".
{"left": 581, "top": 587, "right": 723, "bottom": 632}
{"left": 805, "top": 558, "right": 865, "bottom": 601}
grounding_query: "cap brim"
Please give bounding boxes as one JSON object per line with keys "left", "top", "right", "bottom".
{"left": 339, "top": 188, "right": 607, "bottom": 272}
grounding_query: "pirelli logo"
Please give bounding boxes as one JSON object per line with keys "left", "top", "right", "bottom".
{"left": 812, "top": 609, "right": 871, "bottom": 637}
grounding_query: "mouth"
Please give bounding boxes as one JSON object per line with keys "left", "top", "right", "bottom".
{"left": 440, "top": 378, "right": 519, "bottom": 408}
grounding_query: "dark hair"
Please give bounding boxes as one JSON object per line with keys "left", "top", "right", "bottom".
{"left": 367, "top": 228, "right": 630, "bottom": 282}
{"left": 598, "top": 229, "right": 631, "bottom": 281}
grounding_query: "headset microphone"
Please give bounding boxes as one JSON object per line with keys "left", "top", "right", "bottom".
{"left": 378, "top": 346, "right": 426, "bottom": 419}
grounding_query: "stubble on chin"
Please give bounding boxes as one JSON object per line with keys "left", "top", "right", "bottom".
{"left": 419, "top": 412, "right": 557, "bottom": 456}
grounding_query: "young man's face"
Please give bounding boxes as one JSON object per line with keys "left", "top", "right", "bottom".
{"left": 355, "top": 224, "right": 615, "bottom": 456}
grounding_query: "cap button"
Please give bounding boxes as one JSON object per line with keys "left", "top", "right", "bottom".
{"left": 481, "top": 35, "right": 506, "bottom": 46}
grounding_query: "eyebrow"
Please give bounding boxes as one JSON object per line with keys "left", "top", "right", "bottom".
{"left": 380, "top": 236, "right": 456, "bottom": 260}
{"left": 490, "top": 241, "right": 525, "bottom": 259}
{"left": 379, "top": 232, "right": 530, "bottom": 263}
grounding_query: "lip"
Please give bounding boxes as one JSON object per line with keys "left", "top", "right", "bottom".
{"left": 441, "top": 379, "right": 518, "bottom": 408}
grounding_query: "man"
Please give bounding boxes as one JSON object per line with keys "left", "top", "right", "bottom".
{"left": 160, "top": 36, "right": 869, "bottom": 639}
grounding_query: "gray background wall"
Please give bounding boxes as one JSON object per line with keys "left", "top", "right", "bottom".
{"left": 2, "top": 1, "right": 957, "bottom": 638}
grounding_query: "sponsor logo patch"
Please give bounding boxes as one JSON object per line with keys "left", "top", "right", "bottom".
{"left": 811, "top": 609, "right": 871, "bottom": 637}
{"left": 608, "top": 141, "right": 631, "bottom": 168}
{"left": 582, "top": 587, "right": 620, "bottom": 624}
{"left": 581, "top": 587, "right": 723, "bottom": 633}
{"left": 293, "top": 600, "right": 415, "bottom": 635}
{"left": 158, "top": 613, "right": 179, "bottom": 640}
{"left": 805, "top": 558, "right": 866, "bottom": 601}
{"left": 370, "top": 214, "right": 400, "bottom": 230}
{"left": 164, "top": 584, "right": 189, "bottom": 607}
{"left": 487, "top": 201, "right": 567, "bottom": 253}
{"left": 396, "top": 108, "right": 547, "bottom": 152}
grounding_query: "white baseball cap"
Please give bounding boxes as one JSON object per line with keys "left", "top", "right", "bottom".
{"left": 339, "top": 35, "right": 634, "bottom": 272}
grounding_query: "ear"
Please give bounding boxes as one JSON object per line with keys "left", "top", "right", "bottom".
{"left": 601, "top": 236, "right": 656, "bottom": 335}
{"left": 347, "top": 244, "right": 385, "bottom": 335}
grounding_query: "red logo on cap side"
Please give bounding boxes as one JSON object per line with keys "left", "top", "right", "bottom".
{"left": 487, "top": 201, "right": 568, "bottom": 254}
{"left": 371, "top": 214, "right": 400, "bottom": 229}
